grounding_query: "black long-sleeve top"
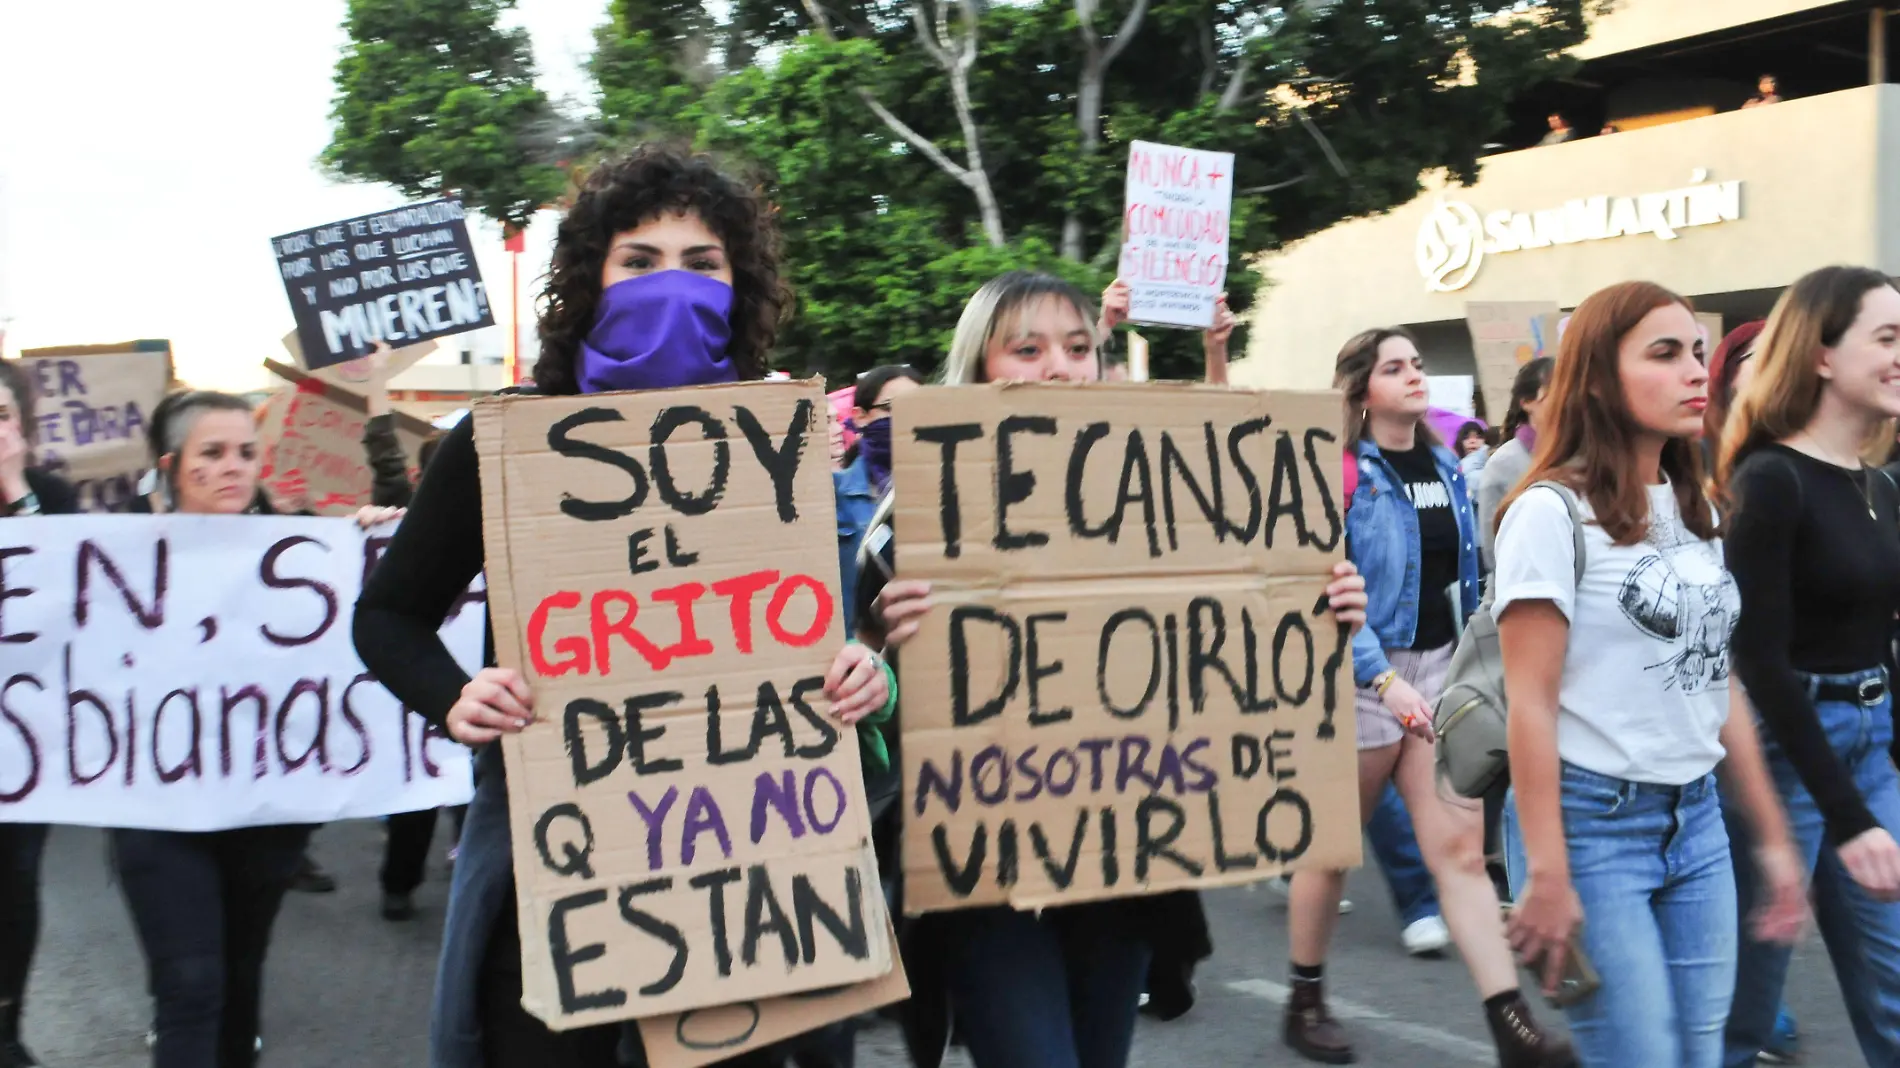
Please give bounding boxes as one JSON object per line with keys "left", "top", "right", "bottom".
{"left": 353, "top": 414, "right": 489, "bottom": 729}
{"left": 1727, "top": 444, "right": 1900, "bottom": 845}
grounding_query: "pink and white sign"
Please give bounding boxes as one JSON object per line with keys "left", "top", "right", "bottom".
{"left": 1120, "top": 140, "right": 1235, "bottom": 330}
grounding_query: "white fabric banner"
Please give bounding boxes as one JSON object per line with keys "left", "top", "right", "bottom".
{"left": 0, "top": 515, "right": 481, "bottom": 830}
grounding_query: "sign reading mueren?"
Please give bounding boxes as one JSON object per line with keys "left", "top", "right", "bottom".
{"left": 271, "top": 198, "right": 495, "bottom": 370}
{"left": 1416, "top": 170, "right": 1744, "bottom": 293}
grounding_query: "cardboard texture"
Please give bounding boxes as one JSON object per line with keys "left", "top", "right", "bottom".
{"left": 473, "top": 381, "right": 893, "bottom": 1031}
{"left": 636, "top": 915, "right": 909, "bottom": 1068}
{"left": 279, "top": 328, "right": 435, "bottom": 400}
{"left": 1694, "top": 312, "right": 1726, "bottom": 352}
{"left": 1464, "top": 302, "right": 1559, "bottom": 425}
{"left": 15, "top": 342, "right": 173, "bottom": 512}
{"left": 1120, "top": 141, "right": 1234, "bottom": 330}
{"left": 891, "top": 383, "right": 1361, "bottom": 915}
{"left": 256, "top": 384, "right": 432, "bottom": 515}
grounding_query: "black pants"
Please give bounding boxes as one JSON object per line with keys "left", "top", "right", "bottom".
{"left": 381, "top": 805, "right": 467, "bottom": 895}
{"left": 0, "top": 823, "right": 48, "bottom": 1013}
{"left": 112, "top": 824, "right": 313, "bottom": 1068}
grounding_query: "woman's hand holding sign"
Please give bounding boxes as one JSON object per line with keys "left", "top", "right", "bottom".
{"left": 447, "top": 667, "right": 536, "bottom": 745}
{"left": 824, "top": 644, "right": 889, "bottom": 724}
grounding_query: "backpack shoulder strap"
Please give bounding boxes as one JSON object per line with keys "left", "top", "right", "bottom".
{"left": 1525, "top": 480, "right": 1588, "bottom": 587}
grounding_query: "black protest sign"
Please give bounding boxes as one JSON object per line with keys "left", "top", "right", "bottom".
{"left": 473, "top": 380, "right": 893, "bottom": 1031}
{"left": 891, "top": 382, "right": 1362, "bottom": 913}
{"left": 270, "top": 199, "right": 494, "bottom": 370}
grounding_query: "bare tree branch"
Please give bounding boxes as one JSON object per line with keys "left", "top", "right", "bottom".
{"left": 857, "top": 90, "right": 971, "bottom": 181}
{"left": 1239, "top": 175, "right": 1309, "bottom": 194}
{"left": 1217, "top": 57, "right": 1249, "bottom": 111}
{"left": 1063, "top": 0, "right": 1151, "bottom": 260}
{"left": 1293, "top": 104, "right": 1349, "bottom": 177}
{"left": 1100, "top": 0, "right": 1151, "bottom": 68}
{"left": 1197, "top": 20, "right": 1218, "bottom": 98}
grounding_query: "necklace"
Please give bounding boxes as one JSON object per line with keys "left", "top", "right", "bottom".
{"left": 1791, "top": 435, "right": 1876, "bottom": 519}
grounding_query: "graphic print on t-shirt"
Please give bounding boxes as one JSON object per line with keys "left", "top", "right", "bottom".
{"left": 1617, "top": 514, "right": 1736, "bottom": 693}
{"left": 1405, "top": 479, "right": 1452, "bottom": 511}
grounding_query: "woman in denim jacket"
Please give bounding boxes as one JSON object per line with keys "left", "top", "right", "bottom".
{"left": 1282, "top": 327, "right": 1571, "bottom": 1068}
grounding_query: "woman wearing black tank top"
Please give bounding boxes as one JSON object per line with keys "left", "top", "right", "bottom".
{"left": 1717, "top": 265, "right": 1900, "bottom": 1065}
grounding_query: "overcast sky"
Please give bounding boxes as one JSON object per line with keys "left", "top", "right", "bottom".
{"left": 0, "top": 0, "right": 601, "bottom": 389}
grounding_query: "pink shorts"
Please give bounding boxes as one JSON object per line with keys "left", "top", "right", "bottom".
{"left": 1355, "top": 645, "right": 1453, "bottom": 751}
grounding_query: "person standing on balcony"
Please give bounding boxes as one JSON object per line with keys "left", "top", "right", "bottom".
{"left": 1538, "top": 113, "right": 1574, "bottom": 147}
{"left": 1744, "top": 75, "right": 1782, "bottom": 108}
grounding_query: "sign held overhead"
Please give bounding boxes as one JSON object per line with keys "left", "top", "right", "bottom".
{"left": 271, "top": 199, "right": 494, "bottom": 370}
{"left": 1120, "top": 141, "right": 1235, "bottom": 330}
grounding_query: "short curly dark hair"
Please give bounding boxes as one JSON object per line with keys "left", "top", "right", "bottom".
{"left": 533, "top": 145, "right": 790, "bottom": 395}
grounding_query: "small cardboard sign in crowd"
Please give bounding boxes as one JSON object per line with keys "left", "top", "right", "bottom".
{"left": 0, "top": 516, "right": 481, "bottom": 830}
{"left": 1120, "top": 141, "right": 1236, "bottom": 330}
{"left": 16, "top": 342, "right": 172, "bottom": 513}
{"left": 891, "top": 383, "right": 1361, "bottom": 912}
{"left": 473, "top": 380, "right": 896, "bottom": 1042}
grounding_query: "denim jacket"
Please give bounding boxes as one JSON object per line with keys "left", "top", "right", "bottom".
{"left": 1346, "top": 438, "right": 1482, "bottom": 686}
{"left": 834, "top": 456, "right": 881, "bottom": 636}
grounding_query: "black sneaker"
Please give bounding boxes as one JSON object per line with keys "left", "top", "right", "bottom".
{"left": 382, "top": 892, "right": 416, "bottom": 921}
{"left": 292, "top": 854, "right": 337, "bottom": 894}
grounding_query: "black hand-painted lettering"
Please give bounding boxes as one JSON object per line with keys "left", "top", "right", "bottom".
{"left": 565, "top": 698, "right": 625, "bottom": 786}
{"left": 734, "top": 400, "right": 811, "bottom": 523}
{"left": 1066, "top": 422, "right": 1113, "bottom": 539}
{"left": 548, "top": 890, "right": 628, "bottom": 1013}
{"left": 704, "top": 683, "right": 748, "bottom": 766}
{"left": 1255, "top": 788, "right": 1314, "bottom": 863}
{"left": 1272, "top": 612, "right": 1314, "bottom": 706}
{"left": 1100, "top": 807, "right": 1119, "bottom": 887}
{"left": 1158, "top": 426, "right": 1227, "bottom": 552}
{"left": 1109, "top": 430, "right": 1161, "bottom": 557}
{"left": 627, "top": 528, "right": 659, "bottom": 575}
{"left": 1301, "top": 428, "right": 1344, "bottom": 551}
{"left": 1265, "top": 433, "right": 1314, "bottom": 549}
{"left": 1230, "top": 734, "right": 1262, "bottom": 779}
{"left": 0, "top": 547, "right": 38, "bottom": 644}
{"left": 624, "top": 691, "right": 685, "bottom": 774}
{"left": 994, "top": 415, "right": 1055, "bottom": 551}
{"left": 1029, "top": 810, "right": 1091, "bottom": 890}
{"left": 258, "top": 537, "right": 339, "bottom": 647}
{"left": 996, "top": 819, "right": 1019, "bottom": 888}
{"left": 0, "top": 674, "right": 42, "bottom": 802}
{"left": 618, "top": 879, "right": 687, "bottom": 995}
{"left": 534, "top": 802, "right": 597, "bottom": 878}
{"left": 745, "top": 681, "right": 797, "bottom": 759}
{"left": 664, "top": 525, "right": 698, "bottom": 567}
{"left": 550, "top": 407, "right": 648, "bottom": 521}
{"left": 690, "top": 866, "right": 743, "bottom": 977}
{"left": 931, "top": 822, "right": 987, "bottom": 897}
{"left": 1206, "top": 789, "right": 1259, "bottom": 871}
{"left": 951, "top": 606, "right": 1021, "bottom": 726}
{"left": 1025, "top": 611, "right": 1070, "bottom": 726}
{"left": 1266, "top": 728, "right": 1297, "bottom": 782}
{"left": 67, "top": 646, "right": 119, "bottom": 785}
{"left": 1188, "top": 598, "right": 1258, "bottom": 716}
{"left": 1223, "top": 418, "right": 1270, "bottom": 542}
{"left": 742, "top": 864, "right": 798, "bottom": 968}
{"left": 75, "top": 538, "right": 166, "bottom": 629}
{"left": 1314, "top": 591, "right": 1348, "bottom": 741}
{"left": 1097, "top": 608, "right": 1160, "bottom": 719}
{"left": 649, "top": 405, "right": 731, "bottom": 516}
{"left": 1134, "top": 795, "right": 1201, "bottom": 881}
{"left": 1163, "top": 612, "right": 1181, "bottom": 731}
{"left": 915, "top": 423, "right": 984, "bottom": 559}
{"left": 792, "top": 868, "right": 869, "bottom": 964}
{"left": 787, "top": 676, "right": 840, "bottom": 759}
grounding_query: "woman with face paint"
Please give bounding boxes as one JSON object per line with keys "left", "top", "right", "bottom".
{"left": 353, "top": 146, "right": 891, "bottom": 1068}
{"left": 0, "top": 361, "right": 77, "bottom": 1068}
{"left": 108, "top": 389, "right": 320, "bottom": 1068}
{"left": 1717, "top": 266, "right": 1900, "bottom": 1067}
{"left": 837, "top": 363, "right": 923, "bottom": 640}
{"left": 858, "top": 271, "right": 1369, "bottom": 1068}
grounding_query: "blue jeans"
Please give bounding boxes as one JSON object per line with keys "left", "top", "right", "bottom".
{"left": 940, "top": 903, "right": 1151, "bottom": 1068}
{"left": 1506, "top": 763, "right": 1736, "bottom": 1068}
{"left": 1367, "top": 782, "right": 1439, "bottom": 925}
{"left": 1724, "top": 670, "right": 1900, "bottom": 1068}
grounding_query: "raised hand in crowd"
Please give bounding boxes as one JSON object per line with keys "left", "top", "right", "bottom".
{"left": 1098, "top": 277, "right": 1132, "bottom": 336}
{"left": 1204, "top": 292, "right": 1236, "bottom": 386}
{"left": 822, "top": 642, "right": 889, "bottom": 724}
{"left": 353, "top": 505, "right": 405, "bottom": 529}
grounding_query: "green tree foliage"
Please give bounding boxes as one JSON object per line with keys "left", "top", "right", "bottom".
{"left": 324, "top": 0, "right": 568, "bottom": 227}
{"left": 598, "top": 0, "right": 1596, "bottom": 380}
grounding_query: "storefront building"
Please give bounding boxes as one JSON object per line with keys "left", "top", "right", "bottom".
{"left": 1230, "top": 0, "right": 1900, "bottom": 397}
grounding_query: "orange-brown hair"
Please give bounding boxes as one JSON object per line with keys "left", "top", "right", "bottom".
{"left": 1497, "top": 281, "right": 1715, "bottom": 545}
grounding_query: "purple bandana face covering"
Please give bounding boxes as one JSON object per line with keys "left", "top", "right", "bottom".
{"left": 577, "top": 271, "right": 739, "bottom": 394}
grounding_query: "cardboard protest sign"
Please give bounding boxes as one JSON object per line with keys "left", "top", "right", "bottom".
{"left": 271, "top": 199, "right": 493, "bottom": 370}
{"left": 1120, "top": 141, "right": 1235, "bottom": 330}
{"left": 636, "top": 914, "right": 908, "bottom": 1068}
{"left": 1465, "top": 302, "right": 1560, "bottom": 425}
{"left": 0, "top": 516, "right": 481, "bottom": 829}
{"left": 474, "top": 380, "right": 893, "bottom": 1030}
{"left": 258, "top": 379, "right": 434, "bottom": 516}
{"left": 279, "top": 328, "right": 436, "bottom": 402}
{"left": 892, "top": 383, "right": 1360, "bottom": 914}
{"left": 15, "top": 342, "right": 173, "bottom": 512}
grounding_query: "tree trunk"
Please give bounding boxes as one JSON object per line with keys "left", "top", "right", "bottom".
{"left": 1063, "top": 0, "right": 1150, "bottom": 261}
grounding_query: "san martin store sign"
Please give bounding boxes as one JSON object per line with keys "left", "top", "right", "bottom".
{"left": 1415, "top": 170, "right": 1744, "bottom": 292}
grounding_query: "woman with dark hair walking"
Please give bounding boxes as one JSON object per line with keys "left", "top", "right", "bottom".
{"left": 1717, "top": 265, "right": 1900, "bottom": 1066}
{"left": 1477, "top": 357, "right": 1555, "bottom": 573}
{"left": 0, "top": 360, "right": 78, "bottom": 1068}
{"left": 353, "top": 146, "right": 891, "bottom": 1068}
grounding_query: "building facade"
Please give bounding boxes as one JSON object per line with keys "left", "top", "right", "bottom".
{"left": 1230, "top": 0, "right": 1900, "bottom": 395}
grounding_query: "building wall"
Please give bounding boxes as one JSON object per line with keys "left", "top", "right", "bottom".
{"left": 1232, "top": 84, "right": 1895, "bottom": 390}
{"left": 1573, "top": 0, "right": 1856, "bottom": 60}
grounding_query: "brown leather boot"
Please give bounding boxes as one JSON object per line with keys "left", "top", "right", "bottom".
{"left": 1487, "top": 994, "right": 1577, "bottom": 1068}
{"left": 1283, "top": 977, "right": 1356, "bottom": 1064}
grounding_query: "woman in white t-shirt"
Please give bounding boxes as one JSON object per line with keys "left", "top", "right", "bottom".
{"left": 1492, "top": 281, "right": 1806, "bottom": 1068}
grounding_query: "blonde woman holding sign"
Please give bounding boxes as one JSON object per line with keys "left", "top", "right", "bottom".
{"left": 354, "top": 146, "right": 890, "bottom": 1068}
{"left": 861, "top": 270, "right": 1369, "bottom": 1068}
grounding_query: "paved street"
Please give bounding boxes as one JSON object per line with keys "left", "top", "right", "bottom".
{"left": 23, "top": 818, "right": 1859, "bottom": 1067}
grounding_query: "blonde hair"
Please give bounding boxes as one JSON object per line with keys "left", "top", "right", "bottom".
{"left": 1714, "top": 265, "right": 1897, "bottom": 507}
{"left": 941, "top": 271, "right": 1101, "bottom": 385}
